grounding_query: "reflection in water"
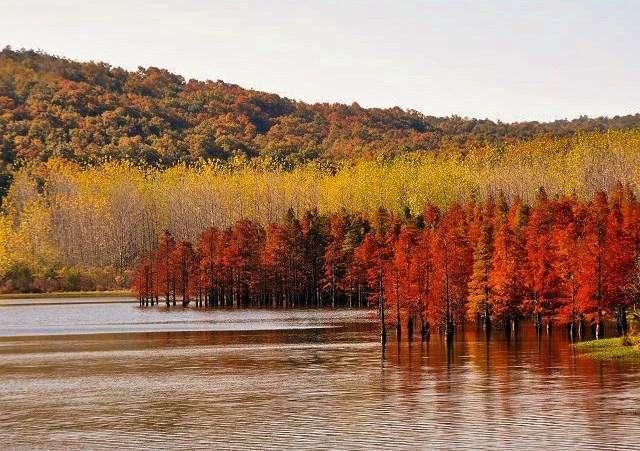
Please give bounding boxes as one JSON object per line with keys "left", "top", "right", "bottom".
{"left": 1, "top": 302, "right": 639, "bottom": 449}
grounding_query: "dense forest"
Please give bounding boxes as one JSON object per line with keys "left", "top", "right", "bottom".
{"left": 3, "top": 47, "right": 640, "bottom": 180}
{"left": 2, "top": 48, "right": 640, "bottom": 295}
{"left": 133, "top": 187, "right": 639, "bottom": 340}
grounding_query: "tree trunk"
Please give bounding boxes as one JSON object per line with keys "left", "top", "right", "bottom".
{"left": 380, "top": 297, "right": 387, "bottom": 345}
{"left": 421, "top": 318, "right": 430, "bottom": 340}
{"left": 482, "top": 303, "right": 491, "bottom": 332}
{"left": 617, "top": 305, "right": 628, "bottom": 335}
{"left": 445, "top": 318, "right": 454, "bottom": 341}
{"left": 595, "top": 310, "right": 605, "bottom": 339}
{"left": 534, "top": 312, "right": 542, "bottom": 332}
{"left": 577, "top": 318, "right": 584, "bottom": 340}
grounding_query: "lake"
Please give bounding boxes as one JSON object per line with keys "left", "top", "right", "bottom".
{"left": 1, "top": 299, "right": 639, "bottom": 450}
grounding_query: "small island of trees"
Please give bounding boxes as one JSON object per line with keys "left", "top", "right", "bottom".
{"left": 133, "top": 185, "right": 640, "bottom": 343}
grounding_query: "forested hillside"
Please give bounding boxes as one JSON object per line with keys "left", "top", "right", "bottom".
{"left": 2, "top": 47, "right": 640, "bottom": 193}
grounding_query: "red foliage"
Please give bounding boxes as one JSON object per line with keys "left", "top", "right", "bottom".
{"left": 132, "top": 191, "right": 640, "bottom": 336}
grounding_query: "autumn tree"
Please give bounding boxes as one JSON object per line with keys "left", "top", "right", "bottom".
{"left": 430, "top": 204, "right": 472, "bottom": 338}
{"left": 154, "top": 230, "right": 176, "bottom": 306}
{"left": 466, "top": 196, "right": 498, "bottom": 330}
{"left": 323, "top": 215, "right": 348, "bottom": 308}
{"left": 171, "top": 241, "right": 198, "bottom": 306}
{"left": 524, "top": 189, "right": 562, "bottom": 331}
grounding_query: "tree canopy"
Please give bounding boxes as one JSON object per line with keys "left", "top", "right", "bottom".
{"left": 2, "top": 46, "right": 640, "bottom": 183}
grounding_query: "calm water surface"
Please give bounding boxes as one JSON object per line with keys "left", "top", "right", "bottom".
{"left": 1, "top": 299, "right": 639, "bottom": 450}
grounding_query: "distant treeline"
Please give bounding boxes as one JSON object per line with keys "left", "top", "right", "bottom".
{"left": 133, "top": 186, "right": 640, "bottom": 339}
{"left": 2, "top": 46, "right": 640, "bottom": 198}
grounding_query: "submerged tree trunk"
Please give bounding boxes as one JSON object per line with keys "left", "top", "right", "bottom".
{"left": 379, "top": 271, "right": 386, "bottom": 345}
{"left": 534, "top": 312, "right": 542, "bottom": 332}
{"left": 395, "top": 273, "right": 401, "bottom": 339}
{"left": 482, "top": 303, "right": 491, "bottom": 332}
{"left": 380, "top": 297, "right": 387, "bottom": 345}
{"left": 445, "top": 317, "right": 454, "bottom": 341}
{"left": 421, "top": 317, "right": 430, "bottom": 340}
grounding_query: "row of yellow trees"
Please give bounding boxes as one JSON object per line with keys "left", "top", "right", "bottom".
{"left": 2, "top": 130, "right": 640, "bottom": 291}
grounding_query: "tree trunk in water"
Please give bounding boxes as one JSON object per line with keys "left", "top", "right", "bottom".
{"left": 407, "top": 316, "right": 413, "bottom": 341}
{"left": 421, "top": 319, "right": 430, "bottom": 340}
{"left": 331, "top": 274, "right": 335, "bottom": 309}
{"left": 445, "top": 320, "right": 454, "bottom": 341}
{"left": 482, "top": 304, "right": 491, "bottom": 332}
{"left": 380, "top": 294, "right": 387, "bottom": 345}
{"left": 395, "top": 278, "right": 401, "bottom": 339}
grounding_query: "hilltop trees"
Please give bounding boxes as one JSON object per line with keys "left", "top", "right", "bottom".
{"left": 4, "top": 47, "right": 640, "bottom": 180}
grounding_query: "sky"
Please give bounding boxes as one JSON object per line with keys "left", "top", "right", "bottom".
{"left": 2, "top": 0, "right": 639, "bottom": 122}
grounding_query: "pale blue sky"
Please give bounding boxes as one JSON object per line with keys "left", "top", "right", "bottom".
{"left": 3, "top": 0, "right": 638, "bottom": 121}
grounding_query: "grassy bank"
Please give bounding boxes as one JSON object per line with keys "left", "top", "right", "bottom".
{"left": 0, "top": 290, "right": 131, "bottom": 300}
{"left": 573, "top": 336, "right": 640, "bottom": 361}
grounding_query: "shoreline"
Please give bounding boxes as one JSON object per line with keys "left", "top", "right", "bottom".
{"left": 573, "top": 336, "right": 640, "bottom": 361}
{"left": 0, "top": 291, "right": 134, "bottom": 306}
{"left": 0, "top": 290, "right": 131, "bottom": 299}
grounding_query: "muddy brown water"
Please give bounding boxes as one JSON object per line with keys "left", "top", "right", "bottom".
{"left": 1, "top": 300, "right": 639, "bottom": 450}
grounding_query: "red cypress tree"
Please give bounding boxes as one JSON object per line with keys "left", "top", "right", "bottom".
{"left": 551, "top": 198, "right": 584, "bottom": 334}
{"left": 524, "top": 189, "right": 562, "bottom": 330}
{"left": 385, "top": 224, "right": 419, "bottom": 337}
{"left": 323, "top": 215, "right": 348, "bottom": 308}
{"left": 467, "top": 197, "right": 496, "bottom": 329}
{"left": 410, "top": 222, "right": 436, "bottom": 338}
{"left": 197, "top": 227, "right": 223, "bottom": 306}
{"left": 430, "top": 203, "right": 472, "bottom": 337}
{"left": 154, "top": 230, "right": 176, "bottom": 306}
{"left": 354, "top": 230, "right": 392, "bottom": 342}
{"left": 604, "top": 195, "right": 636, "bottom": 334}
{"left": 576, "top": 192, "right": 609, "bottom": 337}
{"left": 223, "top": 220, "right": 265, "bottom": 307}
{"left": 170, "top": 241, "right": 198, "bottom": 306}
{"left": 262, "top": 223, "right": 292, "bottom": 308}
